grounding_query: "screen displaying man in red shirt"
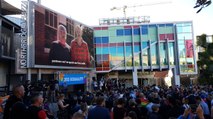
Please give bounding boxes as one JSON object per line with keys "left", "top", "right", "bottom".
{"left": 70, "top": 25, "right": 90, "bottom": 67}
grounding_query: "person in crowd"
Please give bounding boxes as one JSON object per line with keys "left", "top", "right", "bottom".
{"left": 49, "top": 24, "right": 71, "bottom": 65}
{"left": 148, "top": 104, "right": 161, "bottom": 119}
{"left": 127, "top": 111, "right": 138, "bottom": 119}
{"left": 27, "top": 93, "right": 48, "bottom": 119}
{"left": 57, "top": 94, "right": 69, "bottom": 119}
{"left": 195, "top": 95, "right": 210, "bottom": 119}
{"left": 3, "top": 84, "right": 26, "bottom": 119}
{"left": 127, "top": 99, "right": 141, "bottom": 119}
{"left": 87, "top": 96, "right": 110, "bottom": 119}
{"left": 72, "top": 112, "right": 85, "bottom": 119}
{"left": 112, "top": 98, "right": 126, "bottom": 119}
{"left": 77, "top": 102, "right": 88, "bottom": 119}
{"left": 177, "top": 104, "right": 205, "bottom": 119}
{"left": 70, "top": 25, "right": 91, "bottom": 67}
{"left": 181, "top": 97, "right": 190, "bottom": 114}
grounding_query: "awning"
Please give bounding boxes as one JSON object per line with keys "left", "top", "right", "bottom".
{"left": 1, "top": 0, "right": 22, "bottom": 15}
{"left": 154, "top": 70, "right": 169, "bottom": 78}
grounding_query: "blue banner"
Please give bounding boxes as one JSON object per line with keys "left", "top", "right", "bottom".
{"left": 59, "top": 74, "right": 87, "bottom": 86}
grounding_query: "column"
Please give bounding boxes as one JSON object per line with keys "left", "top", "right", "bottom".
{"left": 132, "top": 70, "right": 138, "bottom": 86}
{"left": 27, "top": 68, "right": 31, "bottom": 81}
{"left": 173, "top": 68, "right": 180, "bottom": 86}
{"left": 37, "top": 69, "right": 41, "bottom": 80}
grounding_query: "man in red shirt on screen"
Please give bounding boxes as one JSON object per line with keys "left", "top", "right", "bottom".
{"left": 70, "top": 25, "right": 90, "bottom": 67}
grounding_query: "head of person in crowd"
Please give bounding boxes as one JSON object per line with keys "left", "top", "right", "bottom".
{"left": 80, "top": 102, "right": 88, "bottom": 113}
{"left": 96, "top": 96, "right": 105, "bottom": 107}
{"left": 58, "top": 93, "right": 65, "bottom": 100}
{"left": 128, "top": 111, "right": 138, "bottom": 119}
{"left": 57, "top": 24, "right": 67, "bottom": 46}
{"left": 152, "top": 104, "right": 160, "bottom": 112}
{"left": 31, "top": 93, "right": 44, "bottom": 107}
{"left": 129, "top": 99, "right": 137, "bottom": 108}
{"left": 75, "top": 25, "right": 83, "bottom": 38}
{"left": 182, "top": 97, "right": 189, "bottom": 105}
{"left": 13, "top": 84, "right": 25, "bottom": 99}
{"left": 195, "top": 96, "right": 202, "bottom": 104}
{"left": 72, "top": 112, "right": 85, "bottom": 119}
{"left": 116, "top": 98, "right": 125, "bottom": 107}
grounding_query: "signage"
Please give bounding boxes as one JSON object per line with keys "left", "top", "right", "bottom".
{"left": 59, "top": 73, "right": 87, "bottom": 86}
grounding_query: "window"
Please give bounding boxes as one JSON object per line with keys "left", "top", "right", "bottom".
{"left": 45, "top": 10, "right": 57, "bottom": 29}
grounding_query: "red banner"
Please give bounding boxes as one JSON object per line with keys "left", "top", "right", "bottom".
{"left": 185, "top": 40, "right": 193, "bottom": 58}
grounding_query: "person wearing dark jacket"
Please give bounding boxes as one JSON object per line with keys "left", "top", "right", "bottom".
{"left": 148, "top": 104, "right": 161, "bottom": 119}
{"left": 113, "top": 98, "right": 126, "bottom": 119}
{"left": 87, "top": 96, "right": 110, "bottom": 119}
{"left": 27, "top": 93, "right": 48, "bottom": 119}
{"left": 3, "top": 84, "right": 26, "bottom": 119}
{"left": 49, "top": 24, "right": 71, "bottom": 65}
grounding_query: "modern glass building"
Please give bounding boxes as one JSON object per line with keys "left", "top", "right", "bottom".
{"left": 93, "top": 20, "right": 197, "bottom": 86}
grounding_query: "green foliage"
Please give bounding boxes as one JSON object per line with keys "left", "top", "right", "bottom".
{"left": 197, "top": 34, "right": 213, "bottom": 84}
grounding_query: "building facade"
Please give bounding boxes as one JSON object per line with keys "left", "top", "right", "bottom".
{"left": 93, "top": 20, "right": 197, "bottom": 86}
{"left": 0, "top": 0, "right": 22, "bottom": 93}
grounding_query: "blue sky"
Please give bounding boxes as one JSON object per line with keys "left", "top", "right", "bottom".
{"left": 6, "top": 0, "right": 213, "bottom": 36}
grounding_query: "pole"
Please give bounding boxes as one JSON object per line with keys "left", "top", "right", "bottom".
{"left": 37, "top": 0, "right": 41, "bottom": 4}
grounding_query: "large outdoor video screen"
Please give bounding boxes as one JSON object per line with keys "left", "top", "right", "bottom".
{"left": 33, "top": 2, "right": 94, "bottom": 68}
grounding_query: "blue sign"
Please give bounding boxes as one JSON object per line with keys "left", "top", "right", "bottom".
{"left": 59, "top": 74, "right": 87, "bottom": 86}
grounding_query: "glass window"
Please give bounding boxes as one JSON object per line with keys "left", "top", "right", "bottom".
{"left": 151, "top": 44, "right": 158, "bottom": 66}
{"left": 110, "top": 47, "right": 116, "bottom": 56}
{"left": 117, "top": 29, "right": 124, "bottom": 36}
{"left": 102, "top": 47, "right": 109, "bottom": 54}
{"left": 102, "top": 37, "right": 109, "bottom": 43}
{"left": 103, "top": 54, "right": 109, "bottom": 61}
{"left": 94, "top": 37, "right": 101, "bottom": 44}
{"left": 160, "top": 43, "right": 168, "bottom": 65}
{"left": 96, "top": 60, "right": 102, "bottom": 67}
{"left": 134, "top": 54, "right": 141, "bottom": 66}
{"left": 124, "top": 29, "right": 132, "bottom": 35}
{"left": 126, "top": 46, "right": 132, "bottom": 57}
{"left": 96, "top": 47, "right": 102, "bottom": 54}
{"left": 134, "top": 45, "right": 140, "bottom": 53}
{"left": 142, "top": 49, "right": 149, "bottom": 66}
{"left": 177, "top": 33, "right": 192, "bottom": 40}
{"left": 134, "top": 28, "right": 140, "bottom": 35}
{"left": 168, "top": 43, "right": 175, "bottom": 65}
{"left": 96, "top": 55, "right": 101, "bottom": 61}
{"left": 142, "top": 42, "right": 149, "bottom": 49}
{"left": 142, "top": 28, "right": 148, "bottom": 35}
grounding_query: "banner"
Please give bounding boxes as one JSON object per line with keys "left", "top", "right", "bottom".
{"left": 59, "top": 73, "right": 87, "bottom": 86}
{"left": 185, "top": 40, "right": 193, "bottom": 58}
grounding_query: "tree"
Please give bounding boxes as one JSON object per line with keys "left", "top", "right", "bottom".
{"left": 194, "top": 0, "right": 212, "bottom": 13}
{"left": 197, "top": 34, "right": 213, "bottom": 84}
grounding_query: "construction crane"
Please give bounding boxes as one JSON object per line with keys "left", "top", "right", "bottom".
{"left": 110, "top": 1, "right": 172, "bottom": 18}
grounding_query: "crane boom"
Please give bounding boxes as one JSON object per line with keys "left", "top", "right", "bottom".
{"left": 111, "top": 1, "right": 172, "bottom": 18}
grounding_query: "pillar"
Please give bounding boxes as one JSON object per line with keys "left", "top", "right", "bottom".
{"left": 173, "top": 68, "right": 180, "bottom": 86}
{"left": 37, "top": 69, "right": 41, "bottom": 80}
{"left": 132, "top": 70, "right": 138, "bottom": 86}
{"left": 27, "top": 68, "right": 31, "bottom": 81}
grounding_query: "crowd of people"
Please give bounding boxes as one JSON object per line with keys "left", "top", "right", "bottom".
{"left": 1, "top": 79, "right": 213, "bottom": 119}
